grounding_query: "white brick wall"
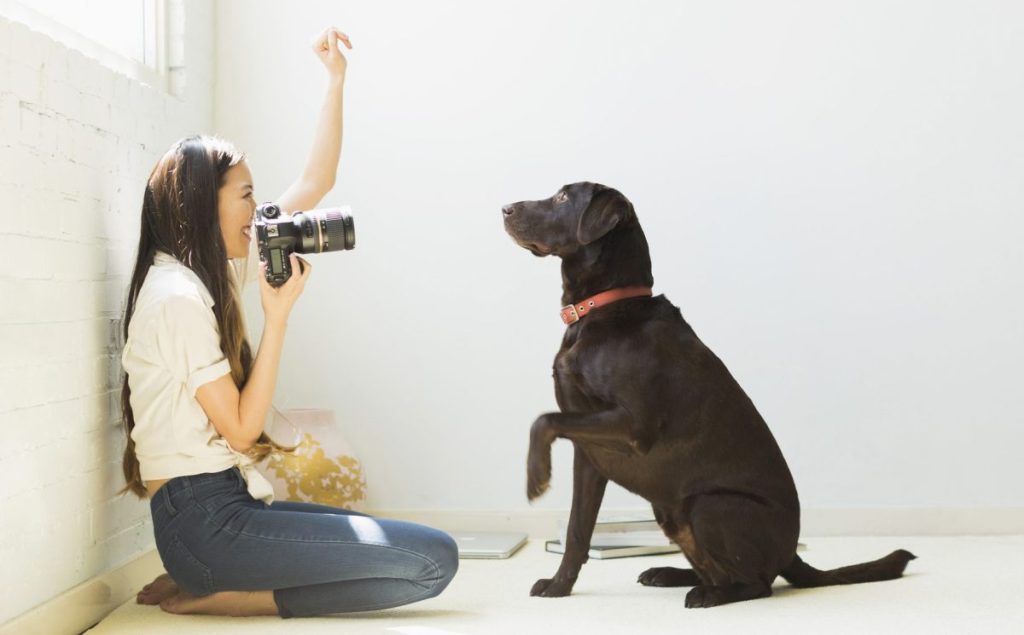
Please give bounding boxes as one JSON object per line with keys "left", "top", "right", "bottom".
{"left": 0, "top": 1, "right": 215, "bottom": 625}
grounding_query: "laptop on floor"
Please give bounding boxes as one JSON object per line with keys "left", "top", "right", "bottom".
{"left": 448, "top": 531, "right": 528, "bottom": 559}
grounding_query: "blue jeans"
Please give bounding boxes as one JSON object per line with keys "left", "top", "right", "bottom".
{"left": 150, "top": 467, "right": 459, "bottom": 617}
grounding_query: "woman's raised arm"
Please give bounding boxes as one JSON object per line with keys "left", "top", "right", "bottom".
{"left": 276, "top": 27, "right": 352, "bottom": 214}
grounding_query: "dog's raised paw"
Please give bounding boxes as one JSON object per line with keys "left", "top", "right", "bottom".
{"left": 526, "top": 445, "right": 553, "bottom": 501}
{"left": 526, "top": 477, "right": 550, "bottom": 501}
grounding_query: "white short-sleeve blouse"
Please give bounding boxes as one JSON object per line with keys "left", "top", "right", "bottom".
{"left": 121, "top": 244, "right": 273, "bottom": 503}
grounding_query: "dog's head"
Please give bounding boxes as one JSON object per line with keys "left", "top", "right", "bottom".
{"left": 502, "top": 182, "right": 633, "bottom": 257}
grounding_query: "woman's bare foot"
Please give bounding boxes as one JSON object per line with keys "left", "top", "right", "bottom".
{"left": 159, "top": 589, "right": 279, "bottom": 617}
{"left": 136, "top": 573, "right": 178, "bottom": 605}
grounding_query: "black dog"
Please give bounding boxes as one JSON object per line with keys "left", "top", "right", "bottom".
{"left": 502, "top": 182, "right": 915, "bottom": 607}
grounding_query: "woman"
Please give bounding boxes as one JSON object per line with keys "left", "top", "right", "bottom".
{"left": 121, "top": 28, "right": 458, "bottom": 618}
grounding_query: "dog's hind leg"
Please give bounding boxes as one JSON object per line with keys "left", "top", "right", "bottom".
{"left": 638, "top": 504, "right": 703, "bottom": 587}
{"left": 685, "top": 581, "right": 773, "bottom": 608}
{"left": 672, "top": 492, "right": 799, "bottom": 608}
{"left": 638, "top": 567, "right": 701, "bottom": 587}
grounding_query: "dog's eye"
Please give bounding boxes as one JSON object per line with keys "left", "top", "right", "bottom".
{"left": 555, "top": 192, "right": 568, "bottom": 203}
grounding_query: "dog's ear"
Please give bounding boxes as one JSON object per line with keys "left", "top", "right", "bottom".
{"left": 577, "top": 186, "right": 631, "bottom": 245}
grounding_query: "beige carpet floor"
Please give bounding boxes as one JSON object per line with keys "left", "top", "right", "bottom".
{"left": 87, "top": 535, "right": 1024, "bottom": 634}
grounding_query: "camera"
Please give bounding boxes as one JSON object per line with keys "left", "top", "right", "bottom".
{"left": 254, "top": 203, "right": 355, "bottom": 287}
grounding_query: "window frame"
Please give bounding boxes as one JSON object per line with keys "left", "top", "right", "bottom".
{"left": 0, "top": 0, "right": 169, "bottom": 93}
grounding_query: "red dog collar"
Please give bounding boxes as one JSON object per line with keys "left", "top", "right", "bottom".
{"left": 560, "top": 286, "right": 653, "bottom": 325}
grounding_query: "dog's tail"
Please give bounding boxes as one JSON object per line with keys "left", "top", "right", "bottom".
{"left": 779, "top": 549, "right": 916, "bottom": 588}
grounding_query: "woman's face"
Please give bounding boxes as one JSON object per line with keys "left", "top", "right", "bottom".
{"left": 218, "top": 161, "right": 257, "bottom": 259}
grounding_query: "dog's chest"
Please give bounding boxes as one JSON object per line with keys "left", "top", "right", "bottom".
{"left": 550, "top": 322, "right": 674, "bottom": 496}
{"left": 553, "top": 365, "right": 592, "bottom": 413}
{"left": 552, "top": 336, "right": 597, "bottom": 412}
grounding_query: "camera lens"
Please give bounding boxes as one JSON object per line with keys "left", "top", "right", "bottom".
{"left": 297, "top": 208, "right": 354, "bottom": 253}
{"left": 277, "top": 206, "right": 355, "bottom": 255}
{"left": 322, "top": 209, "right": 355, "bottom": 251}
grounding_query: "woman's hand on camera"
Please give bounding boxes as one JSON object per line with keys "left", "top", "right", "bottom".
{"left": 259, "top": 253, "right": 312, "bottom": 328}
{"left": 312, "top": 27, "right": 351, "bottom": 80}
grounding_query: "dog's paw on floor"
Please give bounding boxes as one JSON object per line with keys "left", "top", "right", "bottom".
{"left": 530, "top": 577, "right": 574, "bottom": 597}
{"left": 638, "top": 567, "right": 701, "bottom": 587}
{"left": 685, "top": 583, "right": 772, "bottom": 608}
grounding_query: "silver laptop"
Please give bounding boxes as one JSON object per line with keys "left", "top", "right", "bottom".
{"left": 448, "top": 531, "right": 528, "bottom": 559}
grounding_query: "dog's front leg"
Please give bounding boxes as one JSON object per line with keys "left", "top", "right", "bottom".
{"left": 531, "top": 445, "right": 608, "bottom": 597}
{"left": 528, "top": 406, "right": 645, "bottom": 499}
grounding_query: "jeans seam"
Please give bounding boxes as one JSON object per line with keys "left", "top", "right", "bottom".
{"left": 161, "top": 485, "right": 177, "bottom": 515}
{"left": 222, "top": 525, "right": 444, "bottom": 592}
{"left": 238, "top": 529, "right": 441, "bottom": 577}
{"left": 168, "top": 534, "right": 215, "bottom": 596}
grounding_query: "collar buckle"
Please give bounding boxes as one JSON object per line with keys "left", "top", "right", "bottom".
{"left": 558, "top": 286, "right": 654, "bottom": 326}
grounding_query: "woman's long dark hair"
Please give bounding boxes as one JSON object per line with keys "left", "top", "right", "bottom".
{"left": 119, "top": 135, "right": 282, "bottom": 498}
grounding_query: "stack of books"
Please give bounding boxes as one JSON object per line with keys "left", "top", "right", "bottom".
{"left": 545, "top": 517, "right": 681, "bottom": 560}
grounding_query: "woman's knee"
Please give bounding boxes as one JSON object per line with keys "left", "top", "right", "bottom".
{"left": 421, "top": 530, "right": 459, "bottom": 598}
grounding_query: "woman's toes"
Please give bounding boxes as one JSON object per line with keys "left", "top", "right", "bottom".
{"left": 138, "top": 575, "right": 179, "bottom": 604}
{"left": 137, "top": 590, "right": 159, "bottom": 605}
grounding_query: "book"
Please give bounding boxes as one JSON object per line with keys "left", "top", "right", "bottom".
{"left": 557, "top": 517, "right": 676, "bottom": 548}
{"left": 544, "top": 539, "right": 681, "bottom": 560}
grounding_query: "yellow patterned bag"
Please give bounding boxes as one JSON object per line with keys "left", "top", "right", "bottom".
{"left": 255, "top": 407, "right": 368, "bottom": 511}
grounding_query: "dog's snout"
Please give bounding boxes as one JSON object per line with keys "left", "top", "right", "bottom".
{"left": 502, "top": 204, "right": 517, "bottom": 217}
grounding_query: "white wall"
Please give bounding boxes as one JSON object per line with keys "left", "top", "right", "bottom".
{"left": 216, "top": 0, "right": 1024, "bottom": 515}
{"left": 0, "top": 1, "right": 215, "bottom": 625}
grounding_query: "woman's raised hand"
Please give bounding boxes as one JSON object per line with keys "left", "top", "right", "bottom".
{"left": 258, "top": 253, "right": 312, "bottom": 328}
{"left": 312, "top": 27, "right": 351, "bottom": 79}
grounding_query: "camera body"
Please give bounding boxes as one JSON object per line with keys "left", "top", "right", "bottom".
{"left": 254, "top": 203, "right": 355, "bottom": 287}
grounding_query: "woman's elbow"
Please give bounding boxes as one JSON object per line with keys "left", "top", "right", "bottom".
{"left": 223, "top": 424, "right": 260, "bottom": 453}
{"left": 225, "top": 436, "right": 255, "bottom": 453}
{"left": 315, "top": 178, "right": 335, "bottom": 201}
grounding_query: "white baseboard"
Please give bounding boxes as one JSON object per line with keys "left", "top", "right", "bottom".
{"left": 3, "top": 507, "right": 1020, "bottom": 634}
{"left": 0, "top": 549, "right": 164, "bottom": 635}
{"left": 797, "top": 507, "right": 1024, "bottom": 536}
{"left": 373, "top": 507, "right": 1024, "bottom": 538}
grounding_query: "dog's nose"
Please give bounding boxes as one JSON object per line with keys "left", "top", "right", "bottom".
{"left": 502, "top": 204, "right": 516, "bottom": 217}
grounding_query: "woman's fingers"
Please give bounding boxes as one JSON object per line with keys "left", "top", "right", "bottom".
{"left": 292, "top": 256, "right": 311, "bottom": 293}
{"left": 294, "top": 254, "right": 311, "bottom": 276}
{"left": 332, "top": 28, "right": 352, "bottom": 49}
{"left": 327, "top": 31, "right": 339, "bottom": 59}
{"left": 297, "top": 256, "right": 312, "bottom": 281}
{"left": 284, "top": 254, "right": 301, "bottom": 287}
{"left": 311, "top": 27, "right": 331, "bottom": 53}
{"left": 280, "top": 254, "right": 310, "bottom": 293}
{"left": 258, "top": 254, "right": 310, "bottom": 298}
{"left": 312, "top": 27, "right": 352, "bottom": 55}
